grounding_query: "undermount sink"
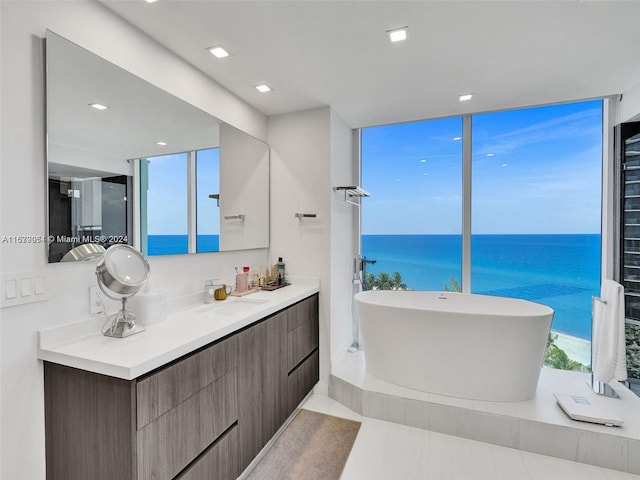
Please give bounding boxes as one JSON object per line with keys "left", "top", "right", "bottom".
{"left": 192, "top": 297, "right": 269, "bottom": 316}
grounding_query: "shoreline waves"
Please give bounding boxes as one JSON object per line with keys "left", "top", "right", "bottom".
{"left": 552, "top": 330, "right": 590, "bottom": 366}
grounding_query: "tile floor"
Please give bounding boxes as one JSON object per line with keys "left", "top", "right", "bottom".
{"left": 328, "top": 350, "right": 640, "bottom": 474}
{"left": 302, "top": 394, "right": 640, "bottom": 479}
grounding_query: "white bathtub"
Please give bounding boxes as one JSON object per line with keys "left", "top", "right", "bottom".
{"left": 354, "top": 290, "right": 554, "bottom": 402}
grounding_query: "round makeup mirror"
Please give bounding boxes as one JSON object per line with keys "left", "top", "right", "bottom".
{"left": 96, "top": 244, "right": 150, "bottom": 338}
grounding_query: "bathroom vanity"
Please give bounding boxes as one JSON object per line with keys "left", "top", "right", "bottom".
{"left": 39, "top": 286, "right": 319, "bottom": 480}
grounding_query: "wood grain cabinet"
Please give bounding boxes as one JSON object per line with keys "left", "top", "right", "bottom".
{"left": 237, "top": 293, "right": 319, "bottom": 472}
{"left": 44, "top": 293, "right": 319, "bottom": 480}
{"left": 286, "top": 295, "right": 320, "bottom": 413}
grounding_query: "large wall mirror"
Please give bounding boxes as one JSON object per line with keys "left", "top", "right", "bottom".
{"left": 46, "top": 31, "right": 269, "bottom": 263}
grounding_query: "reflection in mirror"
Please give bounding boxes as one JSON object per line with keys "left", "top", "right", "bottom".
{"left": 48, "top": 164, "right": 131, "bottom": 262}
{"left": 46, "top": 31, "right": 269, "bottom": 262}
{"left": 139, "top": 147, "right": 222, "bottom": 256}
{"left": 140, "top": 152, "right": 190, "bottom": 256}
{"left": 60, "top": 243, "right": 106, "bottom": 263}
{"left": 219, "top": 124, "right": 270, "bottom": 251}
{"left": 196, "top": 148, "right": 220, "bottom": 253}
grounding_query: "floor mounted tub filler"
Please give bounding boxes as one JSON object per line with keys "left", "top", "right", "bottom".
{"left": 354, "top": 290, "right": 554, "bottom": 402}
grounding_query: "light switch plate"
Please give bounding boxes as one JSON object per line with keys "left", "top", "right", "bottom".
{"left": 34, "top": 276, "right": 45, "bottom": 295}
{"left": 21, "top": 278, "right": 31, "bottom": 297}
{"left": 1, "top": 271, "right": 50, "bottom": 308}
{"left": 5, "top": 279, "right": 17, "bottom": 299}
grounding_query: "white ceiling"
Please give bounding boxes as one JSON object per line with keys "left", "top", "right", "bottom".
{"left": 101, "top": 0, "right": 640, "bottom": 128}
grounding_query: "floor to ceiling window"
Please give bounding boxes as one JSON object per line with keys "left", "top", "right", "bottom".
{"left": 361, "top": 117, "right": 463, "bottom": 291}
{"left": 361, "top": 99, "right": 603, "bottom": 369}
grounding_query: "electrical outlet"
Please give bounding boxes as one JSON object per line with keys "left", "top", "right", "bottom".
{"left": 89, "top": 286, "right": 103, "bottom": 315}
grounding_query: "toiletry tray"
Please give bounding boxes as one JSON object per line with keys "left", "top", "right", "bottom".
{"left": 261, "top": 283, "right": 291, "bottom": 291}
{"left": 229, "top": 288, "right": 259, "bottom": 297}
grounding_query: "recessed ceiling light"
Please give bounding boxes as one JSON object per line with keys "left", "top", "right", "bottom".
{"left": 420, "top": 159, "right": 426, "bottom": 163}
{"left": 486, "top": 153, "right": 494, "bottom": 157}
{"left": 89, "top": 103, "right": 108, "bottom": 110}
{"left": 459, "top": 93, "right": 473, "bottom": 102}
{"left": 208, "top": 46, "right": 230, "bottom": 58}
{"left": 255, "top": 84, "right": 272, "bottom": 93}
{"left": 144, "top": 0, "right": 159, "bottom": 3}
{"left": 387, "top": 26, "right": 408, "bottom": 43}
{"left": 156, "top": 141, "right": 167, "bottom": 146}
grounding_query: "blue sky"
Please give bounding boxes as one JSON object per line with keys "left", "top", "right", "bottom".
{"left": 147, "top": 152, "right": 188, "bottom": 235}
{"left": 361, "top": 99, "right": 603, "bottom": 235}
{"left": 146, "top": 100, "right": 603, "bottom": 237}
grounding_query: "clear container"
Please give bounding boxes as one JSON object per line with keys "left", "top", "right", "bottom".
{"left": 203, "top": 279, "right": 215, "bottom": 303}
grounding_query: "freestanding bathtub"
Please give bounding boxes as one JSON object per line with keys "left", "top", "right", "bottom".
{"left": 354, "top": 290, "right": 554, "bottom": 402}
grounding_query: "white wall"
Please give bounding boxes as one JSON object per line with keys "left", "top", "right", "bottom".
{"left": 268, "top": 107, "right": 330, "bottom": 388}
{"left": 619, "top": 81, "right": 640, "bottom": 124}
{"left": 0, "top": 2, "right": 268, "bottom": 479}
{"left": 267, "top": 106, "right": 355, "bottom": 389}
{"left": 330, "top": 110, "right": 358, "bottom": 361}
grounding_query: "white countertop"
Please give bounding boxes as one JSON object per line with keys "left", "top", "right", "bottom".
{"left": 38, "top": 283, "right": 319, "bottom": 380}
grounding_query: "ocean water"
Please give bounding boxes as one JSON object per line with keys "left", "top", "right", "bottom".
{"left": 362, "top": 234, "right": 601, "bottom": 341}
{"left": 147, "top": 235, "right": 219, "bottom": 255}
{"left": 148, "top": 233, "right": 599, "bottom": 341}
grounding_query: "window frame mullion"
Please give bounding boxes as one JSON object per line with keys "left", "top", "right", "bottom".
{"left": 462, "top": 115, "right": 472, "bottom": 293}
{"left": 187, "top": 150, "right": 197, "bottom": 254}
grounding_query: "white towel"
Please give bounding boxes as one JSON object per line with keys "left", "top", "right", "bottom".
{"left": 592, "top": 279, "right": 627, "bottom": 383}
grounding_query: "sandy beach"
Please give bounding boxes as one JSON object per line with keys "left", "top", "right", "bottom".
{"left": 552, "top": 330, "right": 591, "bottom": 367}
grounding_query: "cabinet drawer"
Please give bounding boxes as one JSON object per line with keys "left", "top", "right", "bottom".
{"left": 287, "top": 294, "right": 318, "bottom": 332}
{"left": 137, "top": 335, "right": 237, "bottom": 429}
{"left": 288, "top": 349, "right": 319, "bottom": 413}
{"left": 177, "top": 425, "right": 238, "bottom": 480}
{"left": 287, "top": 315, "right": 319, "bottom": 372}
{"left": 137, "top": 369, "right": 238, "bottom": 480}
